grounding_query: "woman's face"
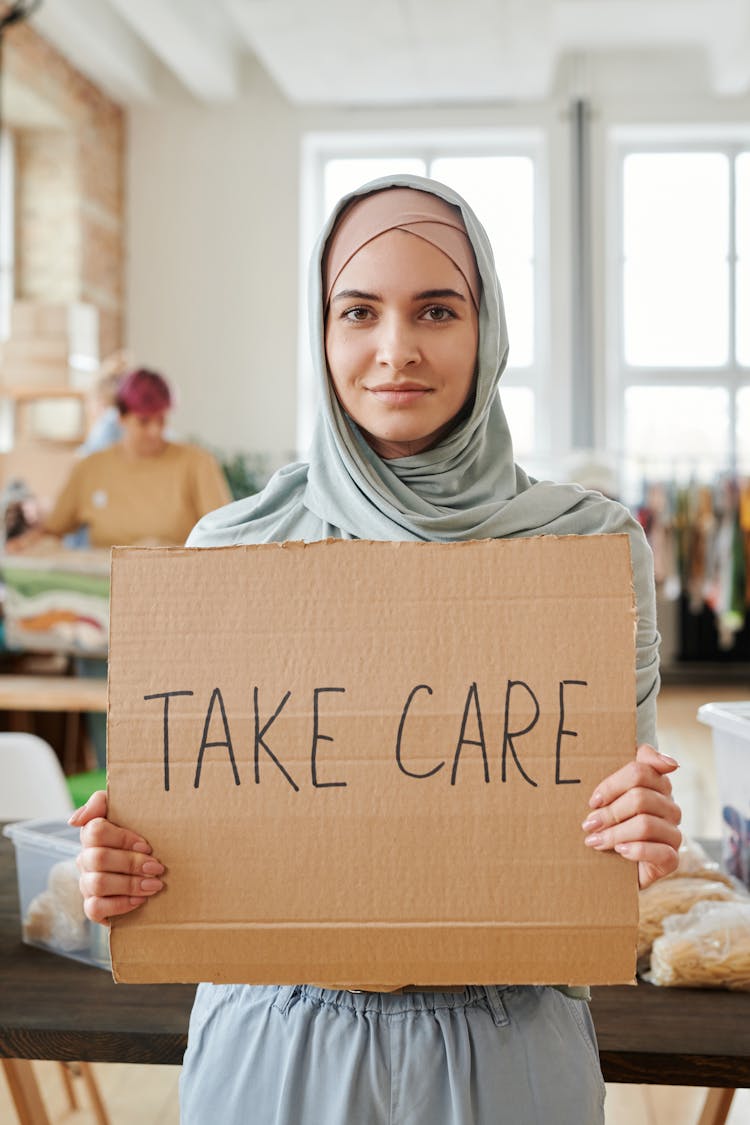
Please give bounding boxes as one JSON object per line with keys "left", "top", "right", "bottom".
{"left": 120, "top": 411, "right": 168, "bottom": 458}
{"left": 325, "top": 228, "right": 479, "bottom": 459}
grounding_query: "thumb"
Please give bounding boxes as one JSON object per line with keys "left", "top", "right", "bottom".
{"left": 68, "top": 789, "right": 107, "bottom": 827}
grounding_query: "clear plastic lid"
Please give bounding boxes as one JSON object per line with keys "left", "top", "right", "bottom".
{"left": 3, "top": 817, "right": 81, "bottom": 856}
{"left": 697, "top": 701, "right": 750, "bottom": 741}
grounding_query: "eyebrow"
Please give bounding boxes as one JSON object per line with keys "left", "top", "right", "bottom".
{"left": 330, "top": 287, "right": 467, "bottom": 303}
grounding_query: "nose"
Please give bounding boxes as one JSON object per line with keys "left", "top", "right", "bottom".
{"left": 375, "top": 315, "right": 420, "bottom": 372}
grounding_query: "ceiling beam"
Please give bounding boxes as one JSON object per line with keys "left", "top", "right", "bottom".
{"left": 107, "top": 0, "right": 240, "bottom": 102}
{"left": 707, "top": 0, "right": 750, "bottom": 95}
{"left": 557, "top": 0, "right": 750, "bottom": 95}
{"left": 555, "top": 1, "right": 711, "bottom": 48}
{"left": 31, "top": 0, "right": 158, "bottom": 104}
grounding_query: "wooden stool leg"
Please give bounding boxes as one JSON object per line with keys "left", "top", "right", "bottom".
{"left": 79, "top": 1061, "right": 111, "bottom": 1125}
{"left": 58, "top": 1061, "right": 78, "bottom": 1109}
{"left": 1, "top": 1059, "right": 51, "bottom": 1125}
{"left": 698, "top": 1088, "right": 736, "bottom": 1125}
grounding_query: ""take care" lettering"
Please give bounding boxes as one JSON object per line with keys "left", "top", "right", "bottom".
{"left": 143, "top": 679, "right": 588, "bottom": 793}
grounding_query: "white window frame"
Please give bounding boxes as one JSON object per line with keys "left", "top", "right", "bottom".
{"left": 298, "top": 129, "right": 549, "bottom": 458}
{"left": 606, "top": 126, "right": 750, "bottom": 492}
{"left": 0, "top": 128, "right": 15, "bottom": 343}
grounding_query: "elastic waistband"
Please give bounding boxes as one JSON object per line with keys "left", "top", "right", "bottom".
{"left": 273, "top": 984, "right": 514, "bottom": 1024}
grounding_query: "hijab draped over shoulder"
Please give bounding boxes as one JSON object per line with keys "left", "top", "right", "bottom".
{"left": 188, "top": 173, "right": 659, "bottom": 744}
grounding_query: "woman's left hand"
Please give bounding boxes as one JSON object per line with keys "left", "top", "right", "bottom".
{"left": 582, "top": 744, "right": 682, "bottom": 889}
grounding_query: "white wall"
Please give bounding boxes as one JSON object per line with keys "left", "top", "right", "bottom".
{"left": 127, "top": 62, "right": 299, "bottom": 460}
{"left": 126, "top": 50, "right": 750, "bottom": 463}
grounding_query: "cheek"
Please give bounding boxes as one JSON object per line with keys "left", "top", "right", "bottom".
{"left": 440, "top": 335, "right": 477, "bottom": 396}
{"left": 325, "top": 330, "right": 362, "bottom": 394}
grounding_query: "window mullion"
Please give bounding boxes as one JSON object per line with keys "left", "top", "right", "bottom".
{"left": 729, "top": 148, "right": 738, "bottom": 371}
{"left": 728, "top": 148, "right": 739, "bottom": 474}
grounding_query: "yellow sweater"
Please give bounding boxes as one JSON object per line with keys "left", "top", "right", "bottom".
{"left": 45, "top": 442, "right": 231, "bottom": 548}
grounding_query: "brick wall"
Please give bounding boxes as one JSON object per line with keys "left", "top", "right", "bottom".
{"left": 5, "top": 22, "right": 125, "bottom": 358}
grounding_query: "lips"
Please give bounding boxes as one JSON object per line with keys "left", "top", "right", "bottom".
{"left": 367, "top": 384, "right": 432, "bottom": 405}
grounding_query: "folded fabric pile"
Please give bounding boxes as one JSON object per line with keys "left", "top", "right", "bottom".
{"left": 1, "top": 549, "right": 110, "bottom": 656}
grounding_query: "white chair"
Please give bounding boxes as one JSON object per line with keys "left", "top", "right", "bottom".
{"left": 0, "top": 732, "right": 74, "bottom": 819}
{"left": 0, "top": 732, "right": 110, "bottom": 1125}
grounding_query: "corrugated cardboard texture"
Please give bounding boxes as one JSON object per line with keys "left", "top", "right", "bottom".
{"left": 108, "top": 535, "right": 638, "bottom": 987}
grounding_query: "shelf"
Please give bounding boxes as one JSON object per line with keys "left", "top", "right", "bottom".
{"left": 661, "top": 662, "right": 750, "bottom": 686}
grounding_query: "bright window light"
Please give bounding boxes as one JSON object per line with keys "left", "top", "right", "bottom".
{"left": 737, "top": 153, "right": 750, "bottom": 368}
{"left": 499, "top": 386, "right": 534, "bottom": 457}
{"left": 432, "top": 156, "right": 535, "bottom": 367}
{"left": 624, "top": 385, "right": 730, "bottom": 481}
{"left": 324, "top": 159, "right": 425, "bottom": 216}
{"left": 623, "top": 152, "right": 730, "bottom": 367}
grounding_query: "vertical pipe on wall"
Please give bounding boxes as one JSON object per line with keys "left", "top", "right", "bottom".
{"left": 570, "top": 97, "right": 594, "bottom": 449}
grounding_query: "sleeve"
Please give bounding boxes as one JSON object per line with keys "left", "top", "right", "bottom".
{"left": 44, "top": 461, "right": 85, "bottom": 537}
{"left": 190, "top": 448, "right": 232, "bottom": 522}
{"left": 627, "top": 520, "right": 661, "bottom": 748}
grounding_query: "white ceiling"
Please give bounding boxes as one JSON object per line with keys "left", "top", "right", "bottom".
{"left": 26, "top": 0, "right": 750, "bottom": 107}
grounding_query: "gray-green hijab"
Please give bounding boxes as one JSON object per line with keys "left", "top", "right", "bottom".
{"left": 188, "top": 173, "right": 659, "bottom": 744}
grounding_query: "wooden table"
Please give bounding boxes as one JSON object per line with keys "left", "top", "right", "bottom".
{"left": 1, "top": 831, "right": 749, "bottom": 1121}
{"left": 0, "top": 675, "right": 107, "bottom": 714}
{"left": 0, "top": 674, "right": 108, "bottom": 774}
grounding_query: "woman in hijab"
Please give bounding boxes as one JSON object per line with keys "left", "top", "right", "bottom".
{"left": 72, "top": 176, "right": 681, "bottom": 1125}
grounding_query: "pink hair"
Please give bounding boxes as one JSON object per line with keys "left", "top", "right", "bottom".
{"left": 116, "top": 368, "right": 173, "bottom": 416}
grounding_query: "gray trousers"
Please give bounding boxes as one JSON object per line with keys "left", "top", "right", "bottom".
{"left": 179, "top": 983, "right": 606, "bottom": 1124}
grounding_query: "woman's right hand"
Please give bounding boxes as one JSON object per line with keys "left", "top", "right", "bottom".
{"left": 70, "top": 790, "right": 166, "bottom": 923}
{"left": 3, "top": 527, "right": 46, "bottom": 554}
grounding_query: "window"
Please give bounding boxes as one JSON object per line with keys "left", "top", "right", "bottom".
{"left": 0, "top": 129, "right": 14, "bottom": 342}
{"left": 299, "top": 133, "right": 546, "bottom": 459}
{"left": 612, "top": 140, "right": 750, "bottom": 501}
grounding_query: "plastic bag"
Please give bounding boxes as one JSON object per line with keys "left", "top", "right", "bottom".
{"left": 23, "top": 859, "right": 88, "bottom": 953}
{"left": 647, "top": 900, "right": 750, "bottom": 991}
{"left": 664, "top": 836, "right": 734, "bottom": 886}
{"left": 637, "top": 876, "right": 738, "bottom": 967}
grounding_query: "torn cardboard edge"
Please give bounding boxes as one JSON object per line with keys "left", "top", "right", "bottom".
{"left": 108, "top": 534, "right": 639, "bottom": 987}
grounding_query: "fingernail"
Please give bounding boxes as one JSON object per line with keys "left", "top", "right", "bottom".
{"left": 141, "top": 860, "right": 164, "bottom": 876}
{"left": 660, "top": 753, "right": 679, "bottom": 766}
{"left": 584, "top": 833, "right": 604, "bottom": 847}
{"left": 139, "top": 878, "right": 163, "bottom": 892}
{"left": 615, "top": 843, "right": 632, "bottom": 856}
{"left": 132, "top": 841, "right": 152, "bottom": 854}
{"left": 581, "top": 815, "right": 602, "bottom": 831}
{"left": 589, "top": 791, "right": 604, "bottom": 808}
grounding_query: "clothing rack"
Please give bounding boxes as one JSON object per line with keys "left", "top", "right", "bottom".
{"left": 635, "top": 476, "right": 750, "bottom": 673}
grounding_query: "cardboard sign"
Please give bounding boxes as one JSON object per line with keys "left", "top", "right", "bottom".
{"left": 108, "top": 535, "right": 638, "bottom": 987}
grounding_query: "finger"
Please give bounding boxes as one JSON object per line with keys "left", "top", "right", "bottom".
{"left": 584, "top": 812, "right": 682, "bottom": 853}
{"left": 589, "top": 750, "right": 678, "bottom": 810}
{"left": 635, "top": 744, "right": 679, "bottom": 774}
{"left": 77, "top": 846, "right": 165, "bottom": 878}
{"left": 582, "top": 787, "right": 682, "bottom": 834}
{"left": 611, "top": 842, "right": 681, "bottom": 888}
{"left": 79, "top": 871, "right": 164, "bottom": 901}
{"left": 69, "top": 790, "right": 107, "bottom": 827}
{"left": 79, "top": 816, "right": 153, "bottom": 856}
{"left": 83, "top": 895, "right": 148, "bottom": 924}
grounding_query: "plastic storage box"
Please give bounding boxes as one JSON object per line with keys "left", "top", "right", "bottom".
{"left": 3, "top": 817, "right": 110, "bottom": 969}
{"left": 697, "top": 701, "right": 750, "bottom": 888}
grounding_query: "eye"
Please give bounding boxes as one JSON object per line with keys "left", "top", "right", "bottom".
{"left": 421, "top": 305, "right": 457, "bottom": 322}
{"left": 341, "top": 306, "right": 374, "bottom": 323}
